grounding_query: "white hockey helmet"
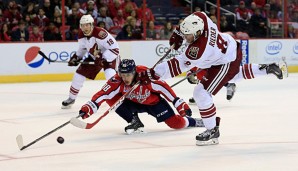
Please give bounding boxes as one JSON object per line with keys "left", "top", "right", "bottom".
{"left": 80, "top": 14, "right": 94, "bottom": 35}
{"left": 180, "top": 14, "right": 204, "bottom": 36}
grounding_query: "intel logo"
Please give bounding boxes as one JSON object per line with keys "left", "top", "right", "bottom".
{"left": 293, "top": 42, "right": 298, "bottom": 54}
{"left": 266, "top": 41, "right": 282, "bottom": 55}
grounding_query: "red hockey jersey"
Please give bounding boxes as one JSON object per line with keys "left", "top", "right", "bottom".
{"left": 91, "top": 65, "right": 178, "bottom": 107}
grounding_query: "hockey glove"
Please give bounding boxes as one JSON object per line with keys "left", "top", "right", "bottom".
{"left": 187, "top": 70, "right": 199, "bottom": 84}
{"left": 68, "top": 54, "right": 81, "bottom": 66}
{"left": 173, "top": 97, "right": 192, "bottom": 117}
{"left": 79, "top": 101, "right": 99, "bottom": 119}
{"left": 169, "top": 26, "right": 184, "bottom": 50}
{"left": 137, "top": 68, "right": 160, "bottom": 84}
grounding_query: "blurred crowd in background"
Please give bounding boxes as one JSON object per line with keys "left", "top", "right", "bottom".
{"left": 0, "top": 0, "right": 297, "bottom": 42}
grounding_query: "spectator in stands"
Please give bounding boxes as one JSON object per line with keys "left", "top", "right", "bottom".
{"left": 108, "top": 0, "right": 122, "bottom": 19}
{"left": 67, "top": 7, "right": 81, "bottom": 30}
{"left": 127, "top": 16, "right": 142, "bottom": 39}
{"left": 160, "top": 21, "right": 174, "bottom": 40}
{"left": 22, "top": 2, "right": 37, "bottom": 20}
{"left": 130, "top": 10, "right": 141, "bottom": 27}
{"left": 85, "top": 0, "right": 98, "bottom": 19}
{"left": 97, "top": 21, "right": 106, "bottom": 29}
{"left": 43, "top": 22, "right": 62, "bottom": 41}
{"left": 42, "top": 0, "right": 54, "bottom": 21}
{"left": 113, "top": 9, "right": 125, "bottom": 27}
{"left": 116, "top": 24, "right": 133, "bottom": 40}
{"left": 95, "top": 0, "right": 108, "bottom": 10}
{"left": 194, "top": 7, "right": 201, "bottom": 12}
{"left": 65, "top": 26, "right": 79, "bottom": 40}
{"left": 235, "top": 1, "right": 252, "bottom": 21}
{"left": 97, "top": 6, "right": 114, "bottom": 30}
{"left": 146, "top": 20, "right": 158, "bottom": 40}
{"left": 71, "top": 2, "right": 85, "bottom": 16}
{"left": 262, "top": 3, "right": 271, "bottom": 18}
{"left": 137, "top": 3, "right": 154, "bottom": 22}
{"left": 250, "top": 8, "right": 268, "bottom": 37}
{"left": 3, "top": 2, "right": 22, "bottom": 28}
{"left": 248, "top": 2, "right": 257, "bottom": 16}
{"left": 210, "top": 15, "right": 217, "bottom": 24}
{"left": 121, "top": 0, "right": 138, "bottom": 18}
{"left": 11, "top": 20, "right": 29, "bottom": 41}
{"left": 32, "top": 8, "right": 50, "bottom": 28}
{"left": 29, "top": 25, "right": 43, "bottom": 41}
{"left": 0, "top": 23, "right": 11, "bottom": 41}
{"left": 208, "top": 6, "right": 216, "bottom": 18}
{"left": 53, "top": 8, "right": 62, "bottom": 27}
{"left": 287, "top": 24, "right": 296, "bottom": 38}
{"left": 220, "top": 15, "right": 236, "bottom": 33}
{"left": 236, "top": 11, "right": 250, "bottom": 33}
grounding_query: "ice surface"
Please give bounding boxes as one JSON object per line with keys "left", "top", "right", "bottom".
{"left": 0, "top": 74, "right": 298, "bottom": 171}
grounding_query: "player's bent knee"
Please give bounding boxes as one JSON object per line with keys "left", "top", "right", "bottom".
{"left": 165, "top": 115, "right": 186, "bottom": 129}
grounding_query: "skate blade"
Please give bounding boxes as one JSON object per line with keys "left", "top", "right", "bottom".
{"left": 279, "top": 58, "right": 288, "bottom": 79}
{"left": 126, "top": 128, "right": 146, "bottom": 135}
{"left": 188, "top": 102, "right": 196, "bottom": 105}
{"left": 196, "top": 138, "right": 219, "bottom": 146}
{"left": 61, "top": 105, "right": 73, "bottom": 109}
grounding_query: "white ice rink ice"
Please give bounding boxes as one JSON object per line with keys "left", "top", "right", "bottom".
{"left": 0, "top": 74, "right": 298, "bottom": 171}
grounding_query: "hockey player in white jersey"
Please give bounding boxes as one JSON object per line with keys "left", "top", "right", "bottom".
{"left": 62, "top": 14, "right": 120, "bottom": 109}
{"left": 139, "top": 12, "right": 288, "bottom": 145}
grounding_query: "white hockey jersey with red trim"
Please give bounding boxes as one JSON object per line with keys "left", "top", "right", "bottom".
{"left": 154, "top": 12, "right": 238, "bottom": 79}
{"left": 90, "top": 66, "right": 178, "bottom": 107}
{"left": 76, "top": 27, "right": 119, "bottom": 62}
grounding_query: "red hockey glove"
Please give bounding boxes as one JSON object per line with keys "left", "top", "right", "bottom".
{"left": 173, "top": 97, "right": 192, "bottom": 117}
{"left": 169, "top": 26, "right": 184, "bottom": 50}
{"left": 79, "top": 101, "right": 98, "bottom": 119}
{"left": 68, "top": 54, "right": 81, "bottom": 66}
{"left": 137, "top": 68, "right": 160, "bottom": 84}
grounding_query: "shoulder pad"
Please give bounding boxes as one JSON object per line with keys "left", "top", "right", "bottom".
{"left": 92, "top": 27, "right": 108, "bottom": 40}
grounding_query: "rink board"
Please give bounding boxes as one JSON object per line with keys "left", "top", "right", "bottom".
{"left": 0, "top": 39, "right": 297, "bottom": 83}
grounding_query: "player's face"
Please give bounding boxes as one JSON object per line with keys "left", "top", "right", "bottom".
{"left": 120, "top": 73, "right": 135, "bottom": 85}
{"left": 184, "top": 34, "right": 194, "bottom": 43}
{"left": 81, "top": 23, "right": 92, "bottom": 35}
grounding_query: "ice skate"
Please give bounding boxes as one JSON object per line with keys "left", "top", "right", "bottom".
{"left": 125, "top": 115, "right": 145, "bottom": 135}
{"left": 226, "top": 83, "right": 236, "bottom": 100}
{"left": 61, "top": 98, "right": 75, "bottom": 109}
{"left": 259, "top": 60, "right": 288, "bottom": 79}
{"left": 188, "top": 97, "right": 196, "bottom": 105}
{"left": 196, "top": 126, "right": 220, "bottom": 146}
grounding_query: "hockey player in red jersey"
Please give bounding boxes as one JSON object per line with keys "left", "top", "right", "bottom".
{"left": 62, "top": 14, "right": 120, "bottom": 109}
{"left": 139, "top": 12, "right": 288, "bottom": 145}
{"left": 79, "top": 59, "right": 207, "bottom": 134}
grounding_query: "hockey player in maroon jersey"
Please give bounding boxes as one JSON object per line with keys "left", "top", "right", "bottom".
{"left": 78, "top": 59, "right": 208, "bottom": 134}
{"left": 62, "top": 14, "right": 120, "bottom": 109}
{"left": 139, "top": 12, "right": 288, "bottom": 145}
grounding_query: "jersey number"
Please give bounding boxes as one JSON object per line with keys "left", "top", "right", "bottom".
{"left": 107, "top": 39, "right": 114, "bottom": 46}
{"left": 216, "top": 34, "right": 228, "bottom": 54}
{"left": 102, "top": 84, "right": 111, "bottom": 92}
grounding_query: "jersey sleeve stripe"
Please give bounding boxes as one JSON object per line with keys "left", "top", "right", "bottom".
{"left": 151, "top": 81, "right": 176, "bottom": 102}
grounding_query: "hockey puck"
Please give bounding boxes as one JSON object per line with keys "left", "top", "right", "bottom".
{"left": 57, "top": 136, "right": 64, "bottom": 144}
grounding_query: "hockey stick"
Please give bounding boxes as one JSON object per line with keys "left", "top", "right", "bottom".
{"left": 16, "top": 114, "right": 83, "bottom": 151}
{"left": 38, "top": 51, "right": 95, "bottom": 65}
{"left": 70, "top": 46, "right": 174, "bottom": 129}
{"left": 170, "top": 69, "right": 203, "bottom": 88}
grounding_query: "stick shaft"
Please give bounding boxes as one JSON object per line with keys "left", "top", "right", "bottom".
{"left": 20, "top": 115, "right": 81, "bottom": 150}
